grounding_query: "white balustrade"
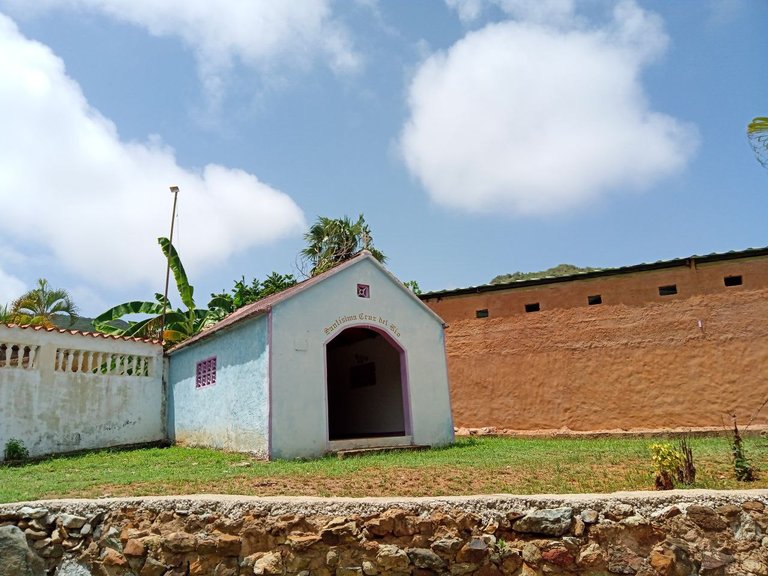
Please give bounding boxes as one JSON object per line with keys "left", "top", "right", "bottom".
{"left": 53, "top": 347, "right": 153, "bottom": 377}
{"left": 0, "top": 342, "right": 40, "bottom": 369}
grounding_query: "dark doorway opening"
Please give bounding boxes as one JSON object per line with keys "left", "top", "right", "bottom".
{"left": 326, "top": 327, "right": 406, "bottom": 441}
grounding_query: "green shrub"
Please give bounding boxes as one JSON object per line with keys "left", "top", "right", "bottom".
{"left": 3, "top": 438, "right": 29, "bottom": 462}
{"left": 650, "top": 442, "right": 684, "bottom": 490}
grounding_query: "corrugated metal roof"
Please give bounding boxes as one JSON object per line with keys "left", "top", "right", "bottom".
{"left": 0, "top": 323, "right": 161, "bottom": 344}
{"left": 419, "top": 246, "right": 768, "bottom": 299}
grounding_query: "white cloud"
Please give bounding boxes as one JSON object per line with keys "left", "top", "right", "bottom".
{"left": 0, "top": 0, "right": 360, "bottom": 105}
{"left": 0, "top": 14, "right": 305, "bottom": 290}
{"left": 0, "top": 266, "right": 25, "bottom": 306}
{"left": 405, "top": 1, "right": 698, "bottom": 217}
{"left": 446, "top": 0, "right": 577, "bottom": 26}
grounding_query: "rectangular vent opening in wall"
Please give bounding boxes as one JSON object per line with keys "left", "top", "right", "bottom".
{"left": 476, "top": 309, "right": 489, "bottom": 318}
{"left": 724, "top": 275, "right": 743, "bottom": 287}
{"left": 356, "top": 283, "right": 370, "bottom": 298}
{"left": 196, "top": 356, "right": 216, "bottom": 388}
{"left": 525, "top": 303, "right": 540, "bottom": 313}
{"left": 658, "top": 285, "right": 677, "bottom": 296}
{"left": 588, "top": 295, "right": 602, "bottom": 305}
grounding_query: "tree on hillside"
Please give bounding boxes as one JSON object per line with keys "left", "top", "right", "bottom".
{"left": 9, "top": 279, "right": 78, "bottom": 328}
{"left": 94, "top": 238, "right": 214, "bottom": 345}
{"left": 491, "top": 264, "right": 599, "bottom": 285}
{"left": 300, "top": 214, "right": 386, "bottom": 276}
{"left": 208, "top": 272, "right": 297, "bottom": 321}
{"left": 747, "top": 116, "right": 768, "bottom": 170}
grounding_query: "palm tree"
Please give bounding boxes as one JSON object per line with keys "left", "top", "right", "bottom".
{"left": 9, "top": 279, "right": 78, "bottom": 328}
{"left": 0, "top": 303, "right": 12, "bottom": 324}
{"left": 300, "top": 214, "right": 386, "bottom": 276}
{"left": 94, "top": 238, "right": 214, "bottom": 346}
{"left": 747, "top": 116, "right": 768, "bottom": 170}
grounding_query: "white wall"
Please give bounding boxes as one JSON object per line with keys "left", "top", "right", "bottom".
{"left": 270, "top": 257, "right": 454, "bottom": 459}
{"left": 0, "top": 326, "right": 164, "bottom": 460}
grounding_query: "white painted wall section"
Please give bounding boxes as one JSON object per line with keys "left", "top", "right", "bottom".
{"left": 0, "top": 326, "right": 164, "bottom": 460}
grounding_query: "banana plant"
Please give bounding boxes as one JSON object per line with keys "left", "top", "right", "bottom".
{"left": 94, "top": 238, "right": 215, "bottom": 345}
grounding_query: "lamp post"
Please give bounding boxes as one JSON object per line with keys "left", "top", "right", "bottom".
{"left": 160, "top": 185, "right": 179, "bottom": 344}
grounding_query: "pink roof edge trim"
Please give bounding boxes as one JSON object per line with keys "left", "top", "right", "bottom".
{"left": 0, "top": 322, "right": 161, "bottom": 345}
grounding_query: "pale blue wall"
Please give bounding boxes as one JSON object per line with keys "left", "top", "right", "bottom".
{"left": 167, "top": 315, "right": 270, "bottom": 457}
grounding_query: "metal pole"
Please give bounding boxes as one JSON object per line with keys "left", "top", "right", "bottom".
{"left": 160, "top": 186, "right": 179, "bottom": 344}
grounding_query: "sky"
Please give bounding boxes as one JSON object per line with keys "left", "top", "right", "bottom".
{"left": 0, "top": 0, "right": 766, "bottom": 317}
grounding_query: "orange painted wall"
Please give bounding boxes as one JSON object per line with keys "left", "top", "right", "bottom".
{"left": 422, "top": 256, "right": 768, "bottom": 431}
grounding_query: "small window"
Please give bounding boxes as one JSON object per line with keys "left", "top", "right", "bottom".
{"left": 658, "top": 285, "right": 677, "bottom": 296}
{"left": 475, "top": 309, "right": 489, "bottom": 318}
{"left": 724, "top": 275, "right": 742, "bottom": 287}
{"left": 356, "top": 283, "right": 370, "bottom": 298}
{"left": 195, "top": 356, "right": 216, "bottom": 388}
{"left": 525, "top": 302, "right": 540, "bottom": 313}
{"left": 587, "top": 295, "right": 602, "bottom": 306}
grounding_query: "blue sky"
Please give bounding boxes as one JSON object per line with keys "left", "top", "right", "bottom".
{"left": 0, "top": 0, "right": 765, "bottom": 317}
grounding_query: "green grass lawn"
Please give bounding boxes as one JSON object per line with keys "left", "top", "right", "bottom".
{"left": 1, "top": 436, "right": 766, "bottom": 503}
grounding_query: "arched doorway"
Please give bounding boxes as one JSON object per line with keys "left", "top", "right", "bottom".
{"left": 325, "top": 326, "right": 408, "bottom": 441}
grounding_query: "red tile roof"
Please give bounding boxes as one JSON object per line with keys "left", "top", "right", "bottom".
{"left": 0, "top": 323, "right": 161, "bottom": 345}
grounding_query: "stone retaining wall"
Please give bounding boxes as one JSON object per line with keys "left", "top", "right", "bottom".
{"left": 1, "top": 492, "right": 767, "bottom": 576}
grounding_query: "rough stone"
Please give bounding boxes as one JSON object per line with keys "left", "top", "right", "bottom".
{"left": 336, "top": 567, "right": 362, "bottom": 576}
{"left": 513, "top": 507, "right": 573, "bottom": 536}
{"left": 456, "top": 538, "right": 488, "bottom": 564}
{"left": 449, "top": 563, "right": 479, "bottom": 575}
{"left": 541, "top": 545, "right": 574, "bottom": 568}
{"left": 376, "top": 544, "right": 410, "bottom": 570}
{"left": 361, "top": 560, "right": 377, "bottom": 575}
{"left": 604, "top": 503, "right": 634, "bottom": 521}
{"left": 60, "top": 514, "right": 88, "bottom": 529}
{"left": 163, "top": 531, "right": 197, "bottom": 553}
{"left": 56, "top": 558, "right": 93, "bottom": 576}
{"left": 0, "top": 525, "right": 45, "bottom": 576}
{"left": 431, "top": 537, "right": 462, "bottom": 555}
{"left": 101, "top": 547, "right": 128, "bottom": 567}
{"left": 253, "top": 551, "right": 283, "bottom": 575}
{"left": 139, "top": 557, "right": 168, "bottom": 576}
{"left": 743, "top": 501, "right": 766, "bottom": 513}
{"left": 687, "top": 505, "right": 728, "bottom": 531}
{"left": 581, "top": 509, "right": 599, "bottom": 524}
{"left": 521, "top": 542, "right": 541, "bottom": 565}
{"left": 735, "top": 513, "right": 762, "bottom": 541}
{"left": 407, "top": 547, "right": 445, "bottom": 570}
{"left": 17, "top": 507, "right": 48, "bottom": 520}
{"left": 287, "top": 533, "right": 322, "bottom": 550}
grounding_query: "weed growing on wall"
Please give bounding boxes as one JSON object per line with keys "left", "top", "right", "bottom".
{"left": 3, "top": 438, "right": 29, "bottom": 462}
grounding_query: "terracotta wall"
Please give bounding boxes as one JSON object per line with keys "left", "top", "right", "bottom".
{"left": 422, "top": 257, "right": 768, "bottom": 431}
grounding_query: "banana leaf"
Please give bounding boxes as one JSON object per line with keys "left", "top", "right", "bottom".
{"left": 158, "top": 237, "right": 195, "bottom": 309}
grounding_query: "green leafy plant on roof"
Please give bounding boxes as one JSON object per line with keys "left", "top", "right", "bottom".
{"left": 300, "top": 214, "right": 386, "bottom": 277}
{"left": 207, "top": 272, "right": 297, "bottom": 321}
{"left": 490, "top": 263, "right": 599, "bottom": 285}
{"left": 94, "top": 237, "right": 215, "bottom": 346}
